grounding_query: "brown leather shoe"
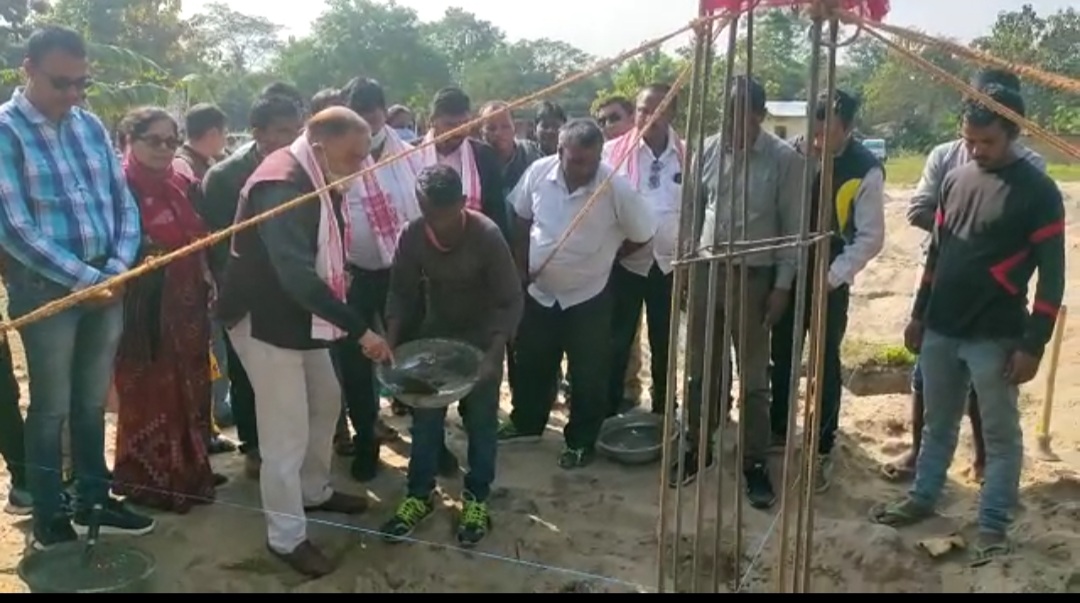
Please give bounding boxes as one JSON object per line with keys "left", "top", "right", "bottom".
{"left": 270, "top": 540, "right": 335, "bottom": 578}
{"left": 305, "top": 491, "right": 369, "bottom": 515}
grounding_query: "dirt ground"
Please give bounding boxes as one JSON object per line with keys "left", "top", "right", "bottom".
{"left": 1, "top": 184, "right": 1079, "bottom": 593}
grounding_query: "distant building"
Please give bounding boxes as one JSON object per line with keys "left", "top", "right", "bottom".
{"left": 763, "top": 101, "right": 808, "bottom": 141}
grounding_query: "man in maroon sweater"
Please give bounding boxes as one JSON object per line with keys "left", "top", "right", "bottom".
{"left": 871, "top": 85, "right": 1065, "bottom": 567}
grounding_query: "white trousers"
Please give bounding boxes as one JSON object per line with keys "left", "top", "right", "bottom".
{"left": 227, "top": 317, "right": 339, "bottom": 554}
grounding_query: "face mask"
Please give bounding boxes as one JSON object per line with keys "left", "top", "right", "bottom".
{"left": 372, "top": 127, "right": 387, "bottom": 150}
{"left": 394, "top": 127, "right": 418, "bottom": 143}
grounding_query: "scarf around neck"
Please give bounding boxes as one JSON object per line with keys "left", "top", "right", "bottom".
{"left": 348, "top": 126, "right": 423, "bottom": 264}
{"left": 418, "top": 133, "right": 482, "bottom": 211}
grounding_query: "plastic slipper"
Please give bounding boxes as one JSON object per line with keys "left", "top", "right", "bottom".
{"left": 969, "top": 538, "right": 1011, "bottom": 568}
{"left": 880, "top": 462, "right": 915, "bottom": 482}
{"left": 868, "top": 498, "right": 934, "bottom": 527}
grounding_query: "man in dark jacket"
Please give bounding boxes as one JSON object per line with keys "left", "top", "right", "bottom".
{"left": 418, "top": 86, "right": 508, "bottom": 241}
{"left": 199, "top": 94, "right": 303, "bottom": 477}
{"left": 218, "top": 107, "right": 381, "bottom": 578}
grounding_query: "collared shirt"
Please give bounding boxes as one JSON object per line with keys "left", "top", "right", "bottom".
{"left": 602, "top": 133, "right": 682, "bottom": 276}
{"left": 0, "top": 89, "right": 141, "bottom": 291}
{"left": 698, "top": 130, "right": 805, "bottom": 289}
{"left": 345, "top": 131, "right": 422, "bottom": 270}
{"left": 511, "top": 155, "right": 657, "bottom": 309}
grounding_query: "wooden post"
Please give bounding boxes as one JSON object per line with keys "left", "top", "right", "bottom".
{"left": 1036, "top": 304, "right": 1067, "bottom": 460}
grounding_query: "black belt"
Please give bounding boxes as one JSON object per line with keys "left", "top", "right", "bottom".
{"left": 348, "top": 265, "right": 390, "bottom": 278}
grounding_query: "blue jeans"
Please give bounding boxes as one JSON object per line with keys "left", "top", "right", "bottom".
{"left": 407, "top": 368, "right": 501, "bottom": 502}
{"left": 6, "top": 267, "right": 123, "bottom": 521}
{"left": 910, "top": 357, "right": 924, "bottom": 393}
{"left": 911, "top": 330, "right": 1021, "bottom": 534}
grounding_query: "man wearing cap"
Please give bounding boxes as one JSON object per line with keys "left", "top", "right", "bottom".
{"left": 770, "top": 89, "right": 886, "bottom": 494}
{"left": 675, "top": 76, "right": 804, "bottom": 511}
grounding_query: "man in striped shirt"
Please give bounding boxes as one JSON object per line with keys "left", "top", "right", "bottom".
{"left": 0, "top": 26, "right": 153, "bottom": 549}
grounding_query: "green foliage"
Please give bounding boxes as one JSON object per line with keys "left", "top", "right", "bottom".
{"left": 972, "top": 4, "right": 1080, "bottom": 134}
{"left": 0, "top": 0, "right": 1073, "bottom": 160}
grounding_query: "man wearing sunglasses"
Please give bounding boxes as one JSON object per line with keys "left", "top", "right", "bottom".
{"left": 596, "top": 96, "right": 634, "bottom": 141}
{"left": 596, "top": 94, "right": 645, "bottom": 409}
{"left": 602, "top": 84, "right": 684, "bottom": 424}
{"left": 0, "top": 26, "right": 152, "bottom": 549}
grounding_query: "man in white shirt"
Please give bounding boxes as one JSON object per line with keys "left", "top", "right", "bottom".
{"left": 770, "top": 89, "right": 886, "bottom": 494}
{"left": 332, "top": 77, "right": 424, "bottom": 483}
{"left": 500, "top": 119, "right": 657, "bottom": 469}
{"left": 602, "top": 83, "right": 684, "bottom": 419}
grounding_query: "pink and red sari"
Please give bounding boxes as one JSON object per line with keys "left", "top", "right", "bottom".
{"left": 112, "top": 156, "right": 216, "bottom": 513}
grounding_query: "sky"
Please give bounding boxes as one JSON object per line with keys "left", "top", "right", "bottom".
{"left": 185, "top": 0, "right": 1076, "bottom": 58}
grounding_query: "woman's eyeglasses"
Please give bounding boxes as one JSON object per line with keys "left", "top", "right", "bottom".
{"left": 137, "top": 135, "right": 181, "bottom": 151}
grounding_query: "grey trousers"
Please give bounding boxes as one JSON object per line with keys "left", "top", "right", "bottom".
{"left": 686, "top": 265, "right": 773, "bottom": 468}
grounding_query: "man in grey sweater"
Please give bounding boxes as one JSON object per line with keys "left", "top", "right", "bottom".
{"left": 882, "top": 69, "right": 1046, "bottom": 484}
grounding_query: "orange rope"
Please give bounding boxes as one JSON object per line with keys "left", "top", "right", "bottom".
{"left": 855, "top": 24, "right": 1080, "bottom": 162}
{"left": 841, "top": 9, "right": 1080, "bottom": 96}
{"left": 0, "top": 11, "right": 730, "bottom": 335}
{"left": 529, "top": 15, "right": 732, "bottom": 280}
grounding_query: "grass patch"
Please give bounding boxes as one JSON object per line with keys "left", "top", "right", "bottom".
{"left": 882, "top": 154, "right": 925, "bottom": 186}
{"left": 1048, "top": 163, "right": 1080, "bottom": 183}
{"left": 841, "top": 339, "right": 916, "bottom": 370}
{"left": 883, "top": 153, "right": 1080, "bottom": 187}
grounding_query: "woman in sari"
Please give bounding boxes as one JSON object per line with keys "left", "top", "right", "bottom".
{"left": 112, "top": 107, "right": 217, "bottom": 513}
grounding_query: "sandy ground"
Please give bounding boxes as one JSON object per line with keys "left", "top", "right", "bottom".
{"left": 1, "top": 184, "right": 1080, "bottom": 593}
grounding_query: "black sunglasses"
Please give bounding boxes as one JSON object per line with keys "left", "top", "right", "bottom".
{"left": 136, "top": 135, "right": 181, "bottom": 151}
{"left": 46, "top": 75, "right": 94, "bottom": 92}
{"left": 597, "top": 112, "right": 625, "bottom": 127}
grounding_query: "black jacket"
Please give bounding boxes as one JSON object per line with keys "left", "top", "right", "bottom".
{"left": 468, "top": 138, "right": 510, "bottom": 241}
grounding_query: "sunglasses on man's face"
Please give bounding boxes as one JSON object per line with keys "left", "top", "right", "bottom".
{"left": 46, "top": 75, "right": 93, "bottom": 92}
{"left": 137, "top": 135, "right": 181, "bottom": 151}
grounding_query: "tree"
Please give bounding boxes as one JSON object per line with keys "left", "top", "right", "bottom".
{"left": 973, "top": 4, "right": 1080, "bottom": 132}
{"left": 47, "top": 0, "right": 195, "bottom": 73}
{"left": 860, "top": 37, "right": 970, "bottom": 151}
{"left": 189, "top": 2, "right": 282, "bottom": 73}
{"left": 273, "top": 0, "right": 450, "bottom": 107}
{"left": 736, "top": 9, "right": 811, "bottom": 100}
{"left": 837, "top": 36, "right": 887, "bottom": 100}
{"left": 422, "top": 7, "right": 504, "bottom": 82}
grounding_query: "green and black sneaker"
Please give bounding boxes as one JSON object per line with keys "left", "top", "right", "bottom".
{"left": 557, "top": 446, "right": 594, "bottom": 470}
{"left": 497, "top": 420, "right": 542, "bottom": 444}
{"left": 380, "top": 495, "right": 435, "bottom": 543}
{"left": 456, "top": 493, "right": 491, "bottom": 548}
